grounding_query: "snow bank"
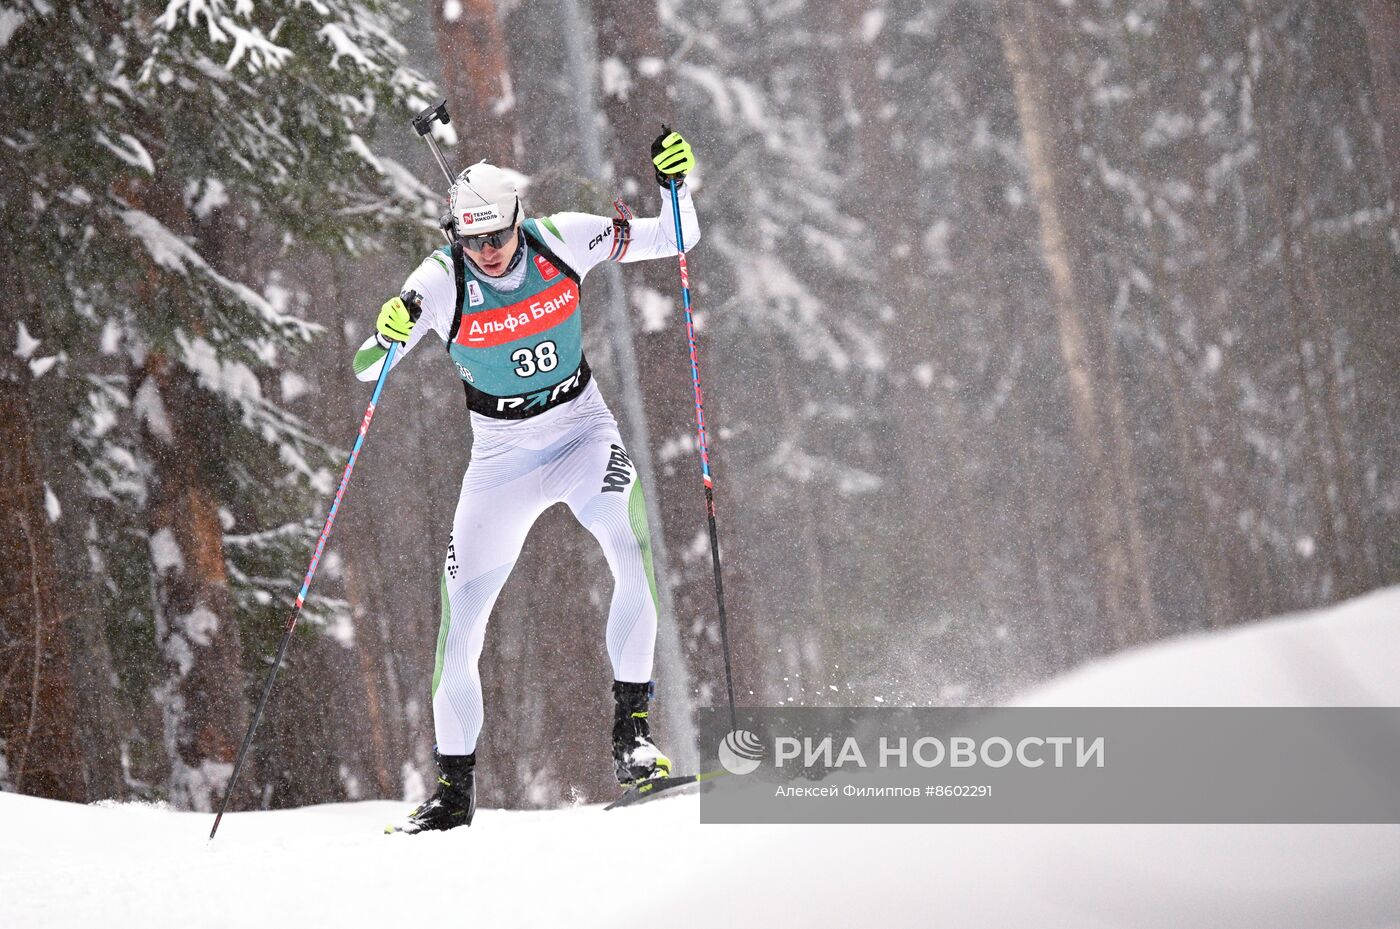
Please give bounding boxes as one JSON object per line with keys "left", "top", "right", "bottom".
{"left": 1017, "top": 585, "right": 1400, "bottom": 707}
{"left": 3, "top": 588, "right": 1399, "bottom": 929}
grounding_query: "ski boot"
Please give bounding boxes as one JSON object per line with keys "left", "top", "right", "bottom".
{"left": 388, "top": 751, "right": 476, "bottom": 834}
{"left": 612, "top": 680, "right": 672, "bottom": 787}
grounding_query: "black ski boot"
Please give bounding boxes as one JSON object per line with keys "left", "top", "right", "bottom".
{"left": 612, "top": 681, "right": 672, "bottom": 787}
{"left": 388, "top": 751, "right": 476, "bottom": 834}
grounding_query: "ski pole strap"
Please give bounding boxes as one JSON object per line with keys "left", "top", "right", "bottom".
{"left": 609, "top": 198, "right": 634, "bottom": 262}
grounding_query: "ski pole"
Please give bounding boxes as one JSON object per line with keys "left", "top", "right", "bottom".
{"left": 210, "top": 340, "right": 401, "bottom": 840}
{"left": 667, "top": 177, "right": 738, "bottom": 733}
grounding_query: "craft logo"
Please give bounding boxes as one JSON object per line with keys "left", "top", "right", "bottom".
{"left": 588, "top": 224, "right": 613, "bottom": 251}
{"left": 535, "top": 255, "right": 560, "bottom": 281}
{"left": 718, "top": 730, "right": 765, "bottom": 776}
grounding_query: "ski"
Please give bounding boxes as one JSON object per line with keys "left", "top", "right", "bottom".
{"left": 604, "top": 770, "right": 726, "bottom": 810}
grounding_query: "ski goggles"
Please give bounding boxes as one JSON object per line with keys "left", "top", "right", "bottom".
{"left": 459, "top": 202, "right": 520, "bottom": 251}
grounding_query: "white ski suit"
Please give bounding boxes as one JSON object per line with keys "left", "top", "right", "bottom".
{"left": 353, "top": 184, "right": 700, "bottom": 755}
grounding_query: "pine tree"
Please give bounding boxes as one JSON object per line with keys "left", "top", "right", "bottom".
{"left": 0, "top": 0, "right": 439, "bottom": 807}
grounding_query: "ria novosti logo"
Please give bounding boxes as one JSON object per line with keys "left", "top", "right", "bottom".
{"left": 718, "top": 730, "right": 765, "bottom": 775}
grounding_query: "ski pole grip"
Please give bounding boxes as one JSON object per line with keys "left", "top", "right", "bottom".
{"left": 413, "top": 99, "right": 451, "bottom": 136}
{"left": 402, "top": 289, "right": 424, "bottom": 324}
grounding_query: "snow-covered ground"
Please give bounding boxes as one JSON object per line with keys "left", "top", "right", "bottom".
{"left": 4, "top": 588, "right": 1399, "bottom": 929}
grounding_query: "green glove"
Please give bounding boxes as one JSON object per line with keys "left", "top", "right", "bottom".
{"left": 376, "top": 294, "right": 417, "bottom": 343}
{"left": 650, "top": 126, "right": 695, "bottom": 186}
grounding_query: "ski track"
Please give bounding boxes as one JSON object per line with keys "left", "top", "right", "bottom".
{"left": 4, "top": 587, "right": 1400, "bottom": 929}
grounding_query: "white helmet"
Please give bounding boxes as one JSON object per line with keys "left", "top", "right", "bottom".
{"left": 449, "top": 161, "right": 521, "bottom": 237}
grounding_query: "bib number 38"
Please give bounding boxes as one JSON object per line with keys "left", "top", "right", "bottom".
{"left": 511, "top": 340, "right": 558, "bottom": 377}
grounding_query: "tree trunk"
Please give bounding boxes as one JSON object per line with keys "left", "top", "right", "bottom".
{"left": 0, "top": 364, "right": 85, "bottom": 802}
{"left": 1362, "top": 0, "right": 1400, "bottom": 231}
{"left": 137, "top": 351, "right": 253, "bottom": 811}
{"left": 114, "top": 168, "right": 256, "bottom": 810}
{"left": 998, "top": 0, "right": 1157, "bottom": 647}
{"left": 1158, "top": 317, "right": 1235, "bottom": 630}
{"left": 342, "top": 557, "right": 396, "bottom": 797}
{"left": 1156, "top": 0, "right": 1254, "bottom": 629}
{"left": 1244, "top": 3, "right": 1357, "bottom": 603}
{"left": 1296, "top": 0, "right": 1384, "bottom": 594}
{"left": 1297, "top": 212, "right": 1377, "bottom": 594}
{"left": 30, "top": 383, "right": 131, "bottom": 800}
{"left": 435, "top": 0, "right": 520, "bottom": 165}
{"left": 588, "top": 0, "right": 742, "bottom": 710}
{"left": 14, "top": 279, "right": 133, "bottom": 799}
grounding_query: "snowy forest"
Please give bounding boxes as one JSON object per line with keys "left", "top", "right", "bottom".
{"left": 2, "top": 0, "right": 1398, "bottom": 814}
